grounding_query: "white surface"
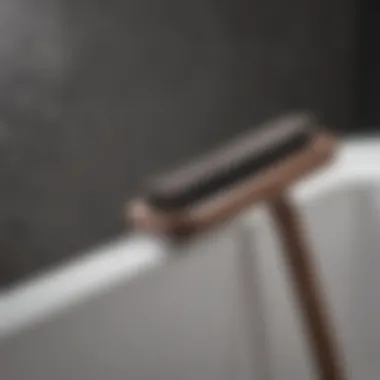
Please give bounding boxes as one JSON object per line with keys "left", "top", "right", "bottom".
{"left": 1, "top": 138, "right": 380, "bottom": 380}
{"left": 2, "top": 230, "right": 258, "bottom": 380}
{"left": 252, "top": 183, "right": 373, "bottom": 380}
{"left": 0, "top": 234, "right": 169, "bottom": 336}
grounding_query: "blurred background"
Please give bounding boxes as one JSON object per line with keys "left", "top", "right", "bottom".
{"left": 0, "top": 0, "right": 362, "bottom": 288}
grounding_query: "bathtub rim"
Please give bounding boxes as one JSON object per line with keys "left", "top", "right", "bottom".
{"left": 1, "top": 137, "right": 380, "bottom": 338}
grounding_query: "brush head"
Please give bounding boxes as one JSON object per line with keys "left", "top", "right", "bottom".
{"left": 146, "top": 113, "right": 316, "bottom": 210}
{"left": 128, "top": 113, "right": 336, "bottom": 235}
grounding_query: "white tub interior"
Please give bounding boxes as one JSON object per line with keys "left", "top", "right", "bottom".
{"left": 254, "top": 183, "right": 380, "bottom": 380}
{"left": 1, "top": 139, "right": 380, "bottom": 380}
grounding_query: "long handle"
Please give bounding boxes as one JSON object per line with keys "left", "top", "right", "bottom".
{"left": 270, "top": 195, "right": 345, "bottom": 380}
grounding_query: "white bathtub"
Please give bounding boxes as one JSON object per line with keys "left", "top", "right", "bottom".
{"left": 1, "top": 138, "right": 380, "bottom": 380}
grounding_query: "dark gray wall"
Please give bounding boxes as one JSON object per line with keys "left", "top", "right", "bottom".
{"left": 360, "top": 0, "right": 379, "bottom": 127}
{"left": 0, "top": 0, "right": 357, "bottom": 288}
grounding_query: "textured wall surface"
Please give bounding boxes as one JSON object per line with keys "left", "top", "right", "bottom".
{"left": 360, "top": 0, "right": 379, "bottom": 127}
{"left": 0, "top": 0, "right": 357, "bottom": 288}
